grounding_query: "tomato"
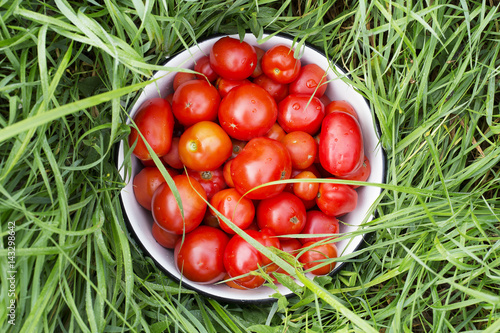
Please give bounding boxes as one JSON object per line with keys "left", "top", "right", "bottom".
{"left": 230, "top": 139, "right": 247, "bottom": 159}
{"left": 231, "top": 137, "right": 292, "bottom": 200}
{"left": 133, "top": 166, "right": 178, "bottom": 210}
{"left": 209, "top": 188, "right": 255, "bottom": 234}
{"left": 218, "top": 83, "right": 277, "bottom": 141}
{"left": 187, "top": 166, "right": 227, "bottom": 199}
{"left": 209, "top": 36, "right": 257, "bottom": 80}
{"left": 280, "top": 131, "right": 317, "bottom": 170}
{"left": 289, "top": 64, "right": 327, "bottom": 98}
{"left": 257, "top": 192, "right": 306, "bottom": 236}
{"left": 316, "top": 181, "right": 358, "bottom": 217}
{"left": 325, "top": 100, "right": 358, "bottom": 120}
{"left": 292, "top": 170, "right": 319, "bottom": 201}
{"left": 251, "top": 46, "right": 265, "bottom": 78}
{"left": 223, "top": 159, "right": 234, "bottom": 187}
{"left": 300, "top": 210, "right": 339, "bottom": 245}
{"left": 216, "top": 77, "right": 250, "bottom": 98}
{"left": 152, "top": 175, "right": 207, "bottom": 234}
{"left": 178, "top": 121, "right": 232, "bottom": 171}
{"left": 152, "top": 222, "right": 181, "bottom": 249}
{"left": 162, "top": 137, "right": 183, "bottom": 169}
{"left": 194, "top": 55, "right": 218, "bottom": 82}
{"left": 129, "top": 98, "right": 175, "bottom": 161}
{"left": 264, "top": 122, "right": 286, "bottom": 142}
{"left": 173, "top": 72, "right": 197, "bottom": 91}
{"left": 298, "top": 241, "right": 337, "bottom": 275}
{"left": 261, "top": 45, "right": 301, "bottom": 84}
{"left": 337, "top": 158, "right": 371, "bottom": 188}
{"left": 174, "top": 226, "right": 229, "bottom": 284}
{"left": 253, "top": 74, "right": 289, "bottom": 103}
{"left": 319, "top": 111, "right": 364, "bottom": 177}
{"left": 272, "top": 238, "right": 301, "bottom": 277}
{"left": 171, "top": 80, "right": 220, "bottom": 126}
{"left": 277, "top": 94, "right": 325, "bottom": 135}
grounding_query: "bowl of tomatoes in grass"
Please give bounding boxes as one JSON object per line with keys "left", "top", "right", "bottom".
{"left": 117, "top": 33, "right": 386, "bottom": 303}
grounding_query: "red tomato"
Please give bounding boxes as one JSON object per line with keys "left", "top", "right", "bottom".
{"left": 251, "top": 46, "right": 266, "bottom": 78}
{"left": 261, "top": 45, "right": 301, "bottom": 84}
{"left": 231, "top": 137, "right": 292, "bottom": 200}
{"left": 162, "top": 137, "right": 183, "bottom": 169}
{"left": 133, "top": 166, "right": 178, "bottom": 210}
{"left": 174, "top": 226, "right": 229, "bottom": 284}
{"left": 178, "top": 121, "right": 232, "bottom": 171}
{"left": 257, "top": 192, "right": 306, "bottom": 236}
{"left": 210, "top": 188, "right": 255, "bottom": 234}
{"left": 218, "top": 83, "right": 278, "bottom": 141}
{"left": 289, "top": 64, "right": 327, "bottom": 98}
{"left": 129, "top": 98, "right": 175, "bottom": 161}
{"left": 272, "top": 238, "right": 302, "bottom": 277}
{"left": 319, "top": 111, "right": 364, "bottom": 177}
{"left": 278, "top": 94, "right": 325, "bottom": 135}
{"left": 264, "top": 123, "right": 286, "bottom": 142}
{"left": 152, "top": 175, "right": 207, "bottom": 234}
{"left": 194, "top": 55, "right": 218, "bottom": 82}
{"left": 292, "top": 170, "right": 319, "bottom": 201}
{"left": 337, "top": 158, "right": 371, "bottom": 188}
{"left": 216, "top": 77, "right": 250, "bottom": 98}
{"left": 316, "top": 182, "right": 358, "bottom": 217}
{"left": 298, "top": 241, "right": 338, "bottom": 275}
{"left": 173, "top": 72, "right": 197, "bottom": 91}
{"left": 325, "top": 100, "right": 359, "bottom": 120}
{"left": 209, "top": 37, "right": 257, "bottom": 80}
{"left": 280, "top": 131, "right": 317, "bottom": 170}
{"left": 230, "top": 139, "right": 247, "bottom": 159}
{"left": 253, "top": 74, "right": 289, "bottom": 103}
{"left": 152, "top": 222, "right": 180, "bottom": 249}
{"left": 300, "top": 210, "right": 339, "bottom": 244}
{"left": 171, "top": 80, "right": 220, "bottom": 126}
{"left": 223, "top": 160, "right": 234, "bottom": 188}
{"left": 187, "top": 167, "right": 227, "bottom": 199}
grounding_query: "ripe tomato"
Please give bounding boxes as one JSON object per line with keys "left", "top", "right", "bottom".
{"left": 319, "top": 111, "right": 364, "bottom": 177}
{"left": 300, "top": 210, "right": 339, "bottom": 244}
{"left": 253, "top": 74, "right": 289, "bottom": 103}
{"left": 337, "top": 158, "right": 371, "bottom": 188}
{"left": 264, "top": 123, "right": 286, "bottom": 142}
{"left": 152, "top": 175, "right": 207, "bottom": 234}
{"left": 292, "top": 170, "right": 319, "bottom": 201}
{"left": 277, "top": 94, "right": 325, "bottom": 135}
{"left": 133, "top": 166, "right": 178, "bottom": 210}
{"left": 289, "top": 64, "right": 327, "bottom": 97}
{"left": 298, "top": 241, "right": 338, "bottom": 275}
{"left": 257, "top": 192, "right": 306, "bottom": 236}
{"left": 174, "top": 226, "right": 229, "bottom": 284}
{"left": 209, "top": 37, "right": 257, "bottom": 80}
{"left": 194, "top": 55, "right": 218, "bottom": 82}
{"left": 218, "top": 83, "right": 278, "bottom": 141}
{"left": 316, "top": 181, "right": 358, "bottom": 217}
{"left": 223, "top": 159, "right": 234, "bottom": 187}
{"left": 171, "top": 80, "right": 220, "bottom": 126}
{"left": 216, "top": 77, "right": 250, "bottom": 98}
{"left": 261, "top": 45, "right": 301, "bottom": 84}
{"left": 325, "top": 100, "right": 358, "bottom": 120}
{"left": 230, "top": 139, "right": 247, "bottom": 159}
{"left": 152, "top": 222, "right": 180, "bottom": 249}
{"left": 251, "top": 46, "right": 265, "bottom": 78}
{"left": 161, "top": 137, "right": 183, "bottom": 169}
{"left": 209, "top": 188, "right": 255, "bottom": 234}
{"left": 178, "top": 121, "right": 232, "bottom": 171}
{"left": 280, "top": 131, "right": 317, "bottom": 170}
{"left": 129, "top": 98, "right": 175, "bottom": 161}
{"left": 187, "top": 166, "right": 227, "bottom": 199}
{"left": 173, "top": 72, "right": 197, "bottom": 91}
{"left": 272, "top": 237, "right": 301, "bottom": 277}
{"left": 231, "top": 137, "right": 292, "bottom": 200}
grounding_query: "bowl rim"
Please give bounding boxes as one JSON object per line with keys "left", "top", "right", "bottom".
{"left": 116, "top": 31, "right": 388, "bottom": 304}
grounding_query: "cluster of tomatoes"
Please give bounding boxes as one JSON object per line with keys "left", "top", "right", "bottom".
{"left": 129, "top": 36, "right": 370, "bottom": 290}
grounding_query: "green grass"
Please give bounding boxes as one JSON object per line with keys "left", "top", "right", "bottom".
{"left": 1, "top": 0, "right": 499, "bottom": 332}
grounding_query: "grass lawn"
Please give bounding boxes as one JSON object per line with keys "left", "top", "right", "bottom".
{"left": 1, "top": 0, "right": 499, "bottom": 332}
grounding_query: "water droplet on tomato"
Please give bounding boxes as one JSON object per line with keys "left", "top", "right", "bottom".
{"left": 251, "top": 100, "right": 256, "bottom": 104}
{"left": 306, "top": 79, "right": 317, "bottom": 88}
{"left": 292, "top": 103, "right": 300, "bottom": 110}
{"left": 241, "top": 58, "right": 247, "bottom": 64}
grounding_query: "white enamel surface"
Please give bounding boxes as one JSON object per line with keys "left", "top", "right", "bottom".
{"left": 117, "top": 33, "right": 385, "bottom": 302}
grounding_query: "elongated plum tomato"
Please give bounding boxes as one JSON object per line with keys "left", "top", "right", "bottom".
{"left": 230, "top": 137, "right": 292, "bottom": 200}
{"left": 128, "top": 98, "right": 174, "bottom": 161}
{"left": 171, "top": 80, "right": 220, "bottom": 127}
{"left": 209, "top": 36, "right": 257, "bottom": 80}
{"left": 178, "top": 121, "right": 232, "bottom": 171}
{"left": 261, "top": 45, "right": 301, "bottom": 84}
{"left": 319, "top": 111, "right": 364, "bottom": 177}
{"left": 174, "top": 226, "right": 229, "bottom": 284}
{"left": 133, "top": 166, "right": 178, "bottom": 210}
{"left": 152, "top": 175, "right": 207, "bottom": 234}
{"left": 218, "top": 83, "right": 278, "bottom": 141}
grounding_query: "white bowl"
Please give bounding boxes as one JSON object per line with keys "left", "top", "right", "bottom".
{"left": 117, "top": 33, "right": 386, "bottom": 303}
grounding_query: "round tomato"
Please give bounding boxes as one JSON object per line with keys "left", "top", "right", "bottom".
{"left": 319, "top": 111, "right": 364, "bottom": 177}
{"left": 257, "top": 192, "right": 306, "bottom": 236}
{"left": 298, "top": 241, "right": 338, "bottom": 275}
{"left": 261, "top": 45, "right": 301, "bottom": 84}
{"left": 292, "top": 170, "right": 319, "bottom": 201}
{"left": 280, "top": 131, "right": 317, "bottom": 170}
{"left": 289, "top": 64, "right": 327, "bottom": 97}
{"left": 231, "top": 137, "right": 292, "bottom": 200}
{"left": 173, "top": 72, "right": 197, "bottom": 91}
{"left": 194, "top": 55, "right": 218, "bottom": 82}
{"left": 325, "top": 100, "right": 358, "bottom": 120}
{"left": 316, "top": 181, "right": 358, "bottom": 217}
{"left": 277, "top": 94, "right": 325, "bottom": 135}
{"left": 264, "top": 123, "right": 286, "bottom": 142}
{"left": 209, "top": 188, "right": 255, "bottom": 234}
{"left": 218, "top": 83, "right": 278, "bottom": 141}
{"left": 152, "top": 175, "right": 207, "bottom": 234}
{"left": 152, "top": 222, "right": 181, "bottom": 249}
{"left": 171, "top": 80, "right": 220, "bottom": 126}
{"left": 300, "top": 210, "right": 339, "bottom": 244}
{"left": 129, "top": 98, "right": 175, "bottom": 161}
{"left": 133, "top": 166, "right": 178, "bottom": 210}
{"left": 216, "top": 77, "right": 250, "bottom": 98}
{"left": 174, "top": 226, "right": 229, "bottom": 284}
{"left": 253, "top": 74, "right": 289, "bottom": 103}
{"left": 187, "top": 166, "right": 227, "bottom": 199}
{"left": 209, "top": 37, "right": 257, "bottom": 80}
{"left": 162, "top": 137, "right": 183, "bottom": 169}
{"left": 178, "top": 121, "right": 232, "bottom": 171}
